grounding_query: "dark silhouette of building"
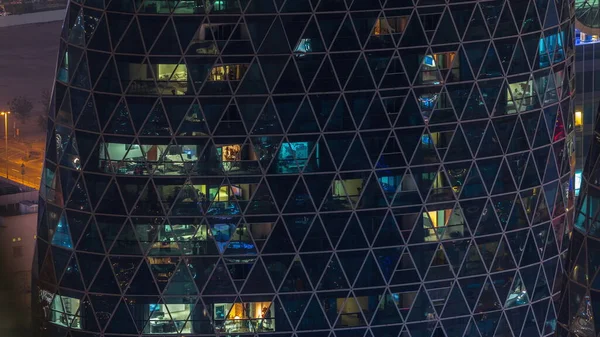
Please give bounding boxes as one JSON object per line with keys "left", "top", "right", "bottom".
{"left": 34, "top": 1, "right": 575, "bottom": 337}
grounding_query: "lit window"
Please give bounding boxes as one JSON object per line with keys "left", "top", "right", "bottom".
{"left": 420, "top": 52, "right": 458, "bottom": 84}
{"left": 423, "top": 55, "right": 436, "bottom": 68}
{"left": 332, "top": 179, "right": 363, "bottom": 200}
{"left": 212, "top": 0, "right": 226, "bottom": 11}
{"left": 50, "top": 294, "right": 81, "bottom": 329}
{"left": 575, "top": 171, "right": 582, "bottom": 196}
{"left": 373, "top": 16, "right": 408, "bottom": 35}
{"left": 277, "top": 142, "right": 310, "bottom": 173}
{"left": 217, "top": 144, "right": 242, "bottom": 171}
{"left": 336, "top": 297, "right": 368, "bottom": 327}
{"left": 148, "top": 303, "right": 192, "bottom": 334}
{"left": 294, "top": 38, "right": 312, "bottom": 56}
{"left": 507, "top": 80, "right": 535, "bottom": 113}
{"left": 157, "top": 64, "right": 188, "bottom": 82}
{"left": 575, "top": 110, "right": 583, "bottom": 127}
{"left": 423, "top": 208, "right": 465, "bottom": 242}
{"left": 209, "top": 64, "right": 248, "bottom": 81}
{"left": 219, "top": 144, "right": 241, "bottom": 162}
{"left": 214, "top": 302, "right": 274, "bottom": 333}
{"left": 418, "top": 94, "right": 438, "bottom": 110}
{"left": 539, "top": 31, "right": 565, "bottom": 66}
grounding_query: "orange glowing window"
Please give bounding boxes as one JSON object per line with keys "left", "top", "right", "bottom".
{"left": 373, "top": 16, "right": 408, "bottom": 35}
{"left": 209, "top": 64, "right": 248, "bottom": 81}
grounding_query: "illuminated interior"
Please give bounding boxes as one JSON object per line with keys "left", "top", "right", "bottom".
{"left": 127, "top": 63, "right": 188, "bottom": 95}
{"left": 332, "top": 179, "right": 363, "bottom": 202}
{"left": 539, "top": 31, "right": 565, "bottom": 66}
{"left": 373, "top": 16, "right": 408, "bottom": 35}
{"left": 147, "top": 303, "right": 192, "bottom": 334}
{"left": 277, "top": 142, "right": 311, "bottom": 173}
{"left": 218, "top": 144, "right": 242, "bottom": 171}
{"left": 209, "top": 64, "right": 248, "bottom": 81}
{"left": 507, "top": 80, "right": 535, "bottom": 113}
{"left": 575, "top": 110, "right": 584, "bottom": 127}
{"left": 575, "top": 170, "right": 583, "bottom": 196}
{"left": 423, "top": 208, "right": 465, "bottom": 242}
{"left": 576, "top": 29, "right": 600, "bottom": 45}
{"left": 50, "top": 294, "right": 81, "bottom": 329}
{"left": 138, "top": 0, "right": 233, "bottom": 14}
{"left": 100, "top": 143, "right": 199, "bottom": 175}
{"left": 421, "top": 52, "right": 458, "bottom": 84}
{"left": 214, "top": 301, "right": 274, "bottom": 333}
{"left": 336, "top": 297, "right": 368, "bottom": 327}
{"left": 99, "top": 142, "right": 255, "bottom": 176}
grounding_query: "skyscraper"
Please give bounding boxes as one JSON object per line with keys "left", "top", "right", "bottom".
{"left": 556, "top": 1, "right": 600, "bottom": 336}
{"left": 557, "top": 104, "right": 599, "bottom": 337}
{"left": 35, "top": 1, "right": 575, "bottom": 337}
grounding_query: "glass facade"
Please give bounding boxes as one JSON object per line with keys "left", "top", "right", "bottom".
{"left": 34, "top": 1, "right": 575, "bottom": 337}
{"left": 558, "top": 105, "right": 600, "bottom": 337}
{"left": 557, "top": 2, "right": 600, "bottom": 336}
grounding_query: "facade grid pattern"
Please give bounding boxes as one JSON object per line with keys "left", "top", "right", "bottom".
{"left": 34, "top": 1, "right": 575, "bottom": 337}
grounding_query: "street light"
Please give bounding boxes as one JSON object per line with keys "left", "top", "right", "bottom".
{"left": 0, "top": 111, "right": 9, "bottom": 179}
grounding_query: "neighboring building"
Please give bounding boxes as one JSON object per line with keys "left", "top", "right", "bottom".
{"left": 0, "top": 179, "right": 39, "bottom": 323}
{"left": 35, "top": 1, "right": 574, "bottom": 337}
{"left": 557, "top": 2, "right": 600, "bottom": 336}
{"left": 557, "top": 104, "right": 600, "bottom": 337}
{"left": 573, "top": 32, "right": 600, "bottom": 197}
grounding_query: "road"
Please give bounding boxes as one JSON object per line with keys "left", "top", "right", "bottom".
{"left": 0, "top": 21, "right": 62, "bottom": 189}
{"left": 0, "top": 139, "right": 44, "bottom": 189}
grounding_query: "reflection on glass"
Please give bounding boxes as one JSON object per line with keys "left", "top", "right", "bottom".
{"left": 294, "top": 39, "right": 313, "bottom": 56}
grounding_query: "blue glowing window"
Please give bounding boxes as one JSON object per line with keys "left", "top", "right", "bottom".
{"left": 51, "top": 217, "right": 73, "bottom": 249}
{"left": 279, "top": 142, "right": 309, "bottom": 160}
{"left": 422, "top": 55, "right": 436, "bottom": 68}
{"left": 294, "top": 39, "right": 312, "bottom": 54}
{"left": 539, "top": 32, "right": 565, "bottom": 66}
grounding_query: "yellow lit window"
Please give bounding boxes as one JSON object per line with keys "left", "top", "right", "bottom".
{"left": 209, "top": 64, "right": 248, "bottom": 81}
{"left": 157, "top": 64, "right": 188, "bottom": 82}
{"left": 575, "top": 110, "right": 583, "bottom": 127}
